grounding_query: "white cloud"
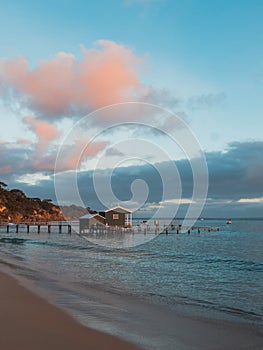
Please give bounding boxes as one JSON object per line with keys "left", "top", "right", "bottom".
{"left": 160, "top": 198, "right": 194, "bottom": 205}
{"left": 238, "top": 198, "right": 263, "bottom": 203}
{"left": 16, "top": 173, "right": 51, "bottom": 185}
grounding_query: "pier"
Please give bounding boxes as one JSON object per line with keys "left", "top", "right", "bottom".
{"left": 0, "top": 221, "right": 220, "bottom": 235}
{"left": 0, "top": 222, "right": 75, "bottom": 234}
{"left": 81, "top": 222, "right": 220, "bottom": 236}
{"left": 161, "top": 224, "right": 220, "bottom": 234}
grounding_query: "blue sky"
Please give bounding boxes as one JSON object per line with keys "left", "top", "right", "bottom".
{"left": 0, "top": 0, "right": 262, "bottom": 217}
{"left": 1, "top": 0, "right": 263, "bottom": 149}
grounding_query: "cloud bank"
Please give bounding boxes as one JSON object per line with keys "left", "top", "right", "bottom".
{"left": 0, "top": 40, "right": 142, "bottom": 117}
{"left": 2, "top": 140, "right": 262, "bottom": 217}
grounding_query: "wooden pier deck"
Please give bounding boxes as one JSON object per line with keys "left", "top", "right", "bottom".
{"left": 0, "top": 222, "right": 76, "bottom": 234}
{"left": 81, "top": 223, "right": 220, "bottom": 235}
{"left": 0, "top": 221, "right": 220, "bottom": 235}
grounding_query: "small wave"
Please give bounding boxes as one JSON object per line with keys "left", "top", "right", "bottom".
{"left": 0, "top": 237, "right": 27, "bottom": 244}
{"left": 216, "top": 305, "right": 263, "bottom": 322}
{"left": 203, "top": 257, "right": 263, "bottom": 272}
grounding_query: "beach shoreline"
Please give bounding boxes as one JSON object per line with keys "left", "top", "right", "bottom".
{"left": 0, "top": 269, "right": 141, "bottom": 350}
{"left": 1, "top": 262, "right": 263, "bottom": 350}
{"left": 1, "top": 224, "right": 263, "bottom": 350}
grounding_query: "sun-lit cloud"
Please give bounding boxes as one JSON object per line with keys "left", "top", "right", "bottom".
{"left": 24, "top": 115, "right": 60, "bottom": 153}
{"left": 17, "top": 138, "right": 33, "bottom": 145}
{"left": 52, "top": 137, "right": 108, "bottom": 172}
{"left": 0, "top": 40, "right": 143, "bottom": 117}
{"left": 0, "top": 133, "right": 108, "bottom": 175}
{"left": 29, "top": 135, "right": 108, "bottom": 173}
{"left": 77, "top": 40, "right": 142, "bottom": 110}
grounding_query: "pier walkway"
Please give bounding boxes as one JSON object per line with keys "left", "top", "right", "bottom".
{"left": 0, "top": 221, "right": 220, "bottom": 235}
{"left": 0, "top": 222, "right": 77, "bottom": 234}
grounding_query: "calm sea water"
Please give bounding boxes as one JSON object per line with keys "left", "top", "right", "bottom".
{"left": 0, "top": 219, "right": 263, "bottom": 349}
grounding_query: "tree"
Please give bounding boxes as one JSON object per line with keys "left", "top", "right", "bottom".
{"left": 10, "top": 189, "right": 26, "bottom": 197}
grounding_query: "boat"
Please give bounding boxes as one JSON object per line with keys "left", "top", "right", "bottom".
{"left": 226, "top": 220, "right": 232, "bottom": 224}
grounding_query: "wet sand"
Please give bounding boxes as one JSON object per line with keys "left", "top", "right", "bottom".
{"left": 1, "top": 267, "right": 263, "bottom": 350}
{"left": 0, "top": 270, "right": 140, "bottom": 350}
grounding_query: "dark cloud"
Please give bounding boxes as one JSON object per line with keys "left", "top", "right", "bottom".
{"left": 0, "top": 142, "right": 32, "bottom": 175}
{"left": 1, "top": 140, "right": 263, "bottom": 217}
{"left": 200, "top": 201, "right": 263, "bottom": 218}
{"left": 206, "top": 141, "right": 263, "bottom": 200}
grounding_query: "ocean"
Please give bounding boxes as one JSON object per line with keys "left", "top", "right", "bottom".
{"left": 0, "top": 219, "right": 263, "bottom": 349}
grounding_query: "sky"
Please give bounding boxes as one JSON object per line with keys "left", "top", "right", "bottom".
{"left": 0, "top": 0, "right": 262, "bottom": 217}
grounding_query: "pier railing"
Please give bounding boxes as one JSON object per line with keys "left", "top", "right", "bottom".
{"left": 0, "top": 221, "right": 78, "bottom": 234}
{"left": 0, "top": 221, "right": 220, "bottom": 235}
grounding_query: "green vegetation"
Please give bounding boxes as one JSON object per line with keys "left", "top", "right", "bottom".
{"left": 0, "top": 182, "right": 64, "bottom": 223}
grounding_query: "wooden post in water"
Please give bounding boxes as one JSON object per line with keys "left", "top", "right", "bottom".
{"left": 48, "top": 225, "right": 51, "bottom": 233}
{"left": 16, "top": 224, "right": 19, "bottom": 233}
{"left": 6, "top": 225, "right": 9, "bottom": 233}
{"left": 68, "top": 224, "right": 71, "bottom": 234}
{"left": 38, "top": 225, "right": 40, "bottom": 234}
{"left": 59, "top": 224, "right": 62, "bottom": 233}
{"left": 27, "top": 225, "right": 30, "bottom": 233}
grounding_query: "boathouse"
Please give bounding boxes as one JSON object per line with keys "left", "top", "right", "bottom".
{"left": 101, "top": 206, "right": 133, "bottom": 227}
{"left": 79, "top": 206, "right": 133, "bottom": 233}
{"left": 79, "top": 213, "right": 106, "bottom": 233}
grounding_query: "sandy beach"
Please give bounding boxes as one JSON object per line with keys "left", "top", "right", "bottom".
{"left": 1, "top": 267, "right": 263, "bottom": 350}
{"left": 0, "top": 270, "right": 140, "bottom": 350}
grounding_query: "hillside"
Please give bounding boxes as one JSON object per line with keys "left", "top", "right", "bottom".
{"left": 0, "top": 182, "right": 64, "bottom": 223}
{"left": 60, "top": 205, "right": 89, "bottom": 220}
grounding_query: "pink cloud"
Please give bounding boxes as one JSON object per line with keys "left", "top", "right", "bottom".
{"left": 0, "top": 135, "right": 107, "bottom": 175}
{"left": 54, "top": 137, "right": 108, "bottom": 172}
{"left": 32, "top": 138, "right": 108, "bottom": 172}
{"left": 0, "top": 41, "right": 143, "bottom": 116}
{"left": 0, "top": 164, "right": 13, "bottom": 174}
{"left": 76, "top": 40, "right": 141, "bottom": 109}
{"left": 17, "top": 138, "right": 33, "bottom": 145}
{"left": 24, "top": 115, "right": 60, "bottom": 153}
{"left": 23, "top": 114, "right": 108, "bottom": 171}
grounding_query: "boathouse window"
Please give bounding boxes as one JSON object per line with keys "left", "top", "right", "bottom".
{"left": 113, "top": 214, "right": 119, "bottom": 220}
